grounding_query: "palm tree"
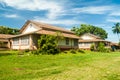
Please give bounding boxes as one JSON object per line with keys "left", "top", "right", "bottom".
{"left": 112, "top": 23, "right": 120, "bottom": 42}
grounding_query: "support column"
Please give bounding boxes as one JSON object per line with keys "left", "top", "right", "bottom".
{"left": 29, "top": 34, "right": 33, "bottom": 50}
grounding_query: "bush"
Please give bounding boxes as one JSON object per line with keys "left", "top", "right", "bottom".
{"left": 90, "top": 44, "right": 95, "bottom": 51}
{"left": 69, "top": 49, "right": 76, "bottom": 54}
{"left": 97, "top": 42, "right": 105, "bottom": 52}
{"left": 97, "top": 42, "right": 111, "bottom": 53}
{"left": 63, "top": 51, "right": 68, "bottom": 54}
{"left": 104, "top": 48, "right": 111, "bottom": 53}
{"left": 77, "top": 49, "right": 85, "bottom": 53}
{"left": 31, "top": 50, "right": 40, "bottom": 55}
{"left": 24, "top": 49, "right": 30, "bottom": 52}
{"left": 37, "top": 35, "right": 60, "bottom": 55}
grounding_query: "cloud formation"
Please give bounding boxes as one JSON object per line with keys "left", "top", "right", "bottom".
{"left": 0, "top": 0, "right": 64, "bottom": 19}
{"left": 106, "top": 17, "right": 120, "bottom": 23}
{"left": 72, "top": 6, "right": 114, "bottom": 14}
{"left": 33, "top": 16, "right": 84, "bottom": 26}
{"left": 4, "top": 14, "right": 19, "bottom": 18}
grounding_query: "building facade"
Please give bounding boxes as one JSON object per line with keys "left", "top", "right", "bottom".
{"left": 9, "top": 20, "right": 79, "bottom": 50}
{"left": 79, "top": 33, "right": 111, "bottom": 50}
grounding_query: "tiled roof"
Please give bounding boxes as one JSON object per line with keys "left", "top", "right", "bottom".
{"left": 0, "top": 39, "right": 8, "bottom": 42}
{"left": 20, "top": 20, "right": 74, "bottom": 34}
{"left": 81, "top": 33, "right": 101, "bottom": 39}
{"left": 10, "top": 29, "right": 79, "bottom": 39}
{"left": 79, "top": 39, "right": 110, "bottom": 42}
{"left": 0, "top": 34, "right": 14, "bottom": 42}
{"left": 36, "top": 29, "right": 79, "bottom": 39}
{"left": 0, "top": 34, "right": 14, "bottom": 39}
{"left": 10, "top": 30, "right": 79, "bottom": 39}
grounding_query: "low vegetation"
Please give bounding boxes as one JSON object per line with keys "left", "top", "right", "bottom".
{"left": 90, "top": 42, "right": 111, "bottom": 52}
{"left": 0, "top": 50, "right": 120, "bottom": 80}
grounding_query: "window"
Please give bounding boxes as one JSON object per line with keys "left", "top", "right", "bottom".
{"left": 74, "top": 39, "right": 78, "bottom": 46}
{"left": 66, "top": 38, "right": 69, "bottom": 45}
{"left": 79, "top": 42, "right": 83, "bottom": 46}
{"left": 13, "top": 38, "right": 19, "bottom": 45}
{"left": 30, "top": 23, "right": 32, "bottom": 27}
{"left": 21, "top": 36, "right": 29, "bottom": 45}
{"left": 84, "top": 42, "right": 91, "bottom": 46}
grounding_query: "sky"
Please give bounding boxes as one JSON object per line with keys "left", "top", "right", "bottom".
{"left": 0, "top": 0, "right": 120, "bottom": 43}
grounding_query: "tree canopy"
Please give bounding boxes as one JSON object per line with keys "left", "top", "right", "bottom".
{"left": 71, "top": 24, "right": 108, "bottom": 39}
{"left": 0, "top": 26, "right": 19, "bottom": 35}
{"left": 112, "top": 23, "right": 120, "bottom": 42}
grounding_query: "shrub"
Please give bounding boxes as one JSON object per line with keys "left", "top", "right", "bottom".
{"left": 63, "top": 51, "right": 68, "bottom": 54}
{"left": 90, "top": 44, "right": 95, "bottom": 51}
{"left": 97, "top": 42, "right": 105, "bottom": 52}
{"left": 96, "top": 42, "right": 111, "bottom": 53}
{"left": 31, "top": 50, "right": 40, "bottom": 55}
{"left": 69, "top": 49, "right": 76, "bottom": 54}
{"left": 77, "top": 49, "right": 85, "bottom": 53}
{"left": 37, "top": 35, "right": 60, "bottom": 55}
{"left": 24, "top": 49, "right": 30, "bottom": 52}
{"left": 104, "top": 48, "right": 111, "bottom": 53}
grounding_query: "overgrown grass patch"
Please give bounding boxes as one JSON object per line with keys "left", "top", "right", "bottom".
{"left": 0, "top": 50, "right": 120, "bottom": 80}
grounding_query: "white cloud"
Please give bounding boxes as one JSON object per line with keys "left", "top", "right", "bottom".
{"left": 4, "top": 14, "right": 19, "bottom": 18}
{"left": 73, "top": 6, "right": 113, "bottom": 14}
{"left": 33, "top": 16, "right": 85, "bottom": 26}
{"left": 0, "top": 0, "right": 64, "bottom": 19}
{"left": 106, "top": 17, "right": 120, "bottom": 23}
{"left": 109, "top": 11, "right": 120, "bottom": 16}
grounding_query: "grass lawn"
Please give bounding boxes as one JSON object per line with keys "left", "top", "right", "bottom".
{"left": 0, "top": 51, "right": 120, "bottom": 80}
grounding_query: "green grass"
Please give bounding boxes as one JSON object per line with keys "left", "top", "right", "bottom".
{"left": 0, "top": 51, "right": 120, "bottom": 80}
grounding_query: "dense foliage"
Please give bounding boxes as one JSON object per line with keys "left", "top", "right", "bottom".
{"left": 90, "top": 42, "right": 111, "bottom": 52}
{"left": 112, "top": 23, "right": 120, "bottom": 42}
{"left": 0, "top": 26, "right": 19, "bottom": 35}
{"left": 34, "top": 35, "right": 60, "bottom": 55}
{"left": 71, "top": 24, "right": 108, "bottom": 39}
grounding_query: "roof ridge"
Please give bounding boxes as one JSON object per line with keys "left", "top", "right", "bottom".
{"left": 84, "top": 33, "right": 101, "bottom": 39}
{"left": 29, "top": 20, "right": 74, "bottom": 34}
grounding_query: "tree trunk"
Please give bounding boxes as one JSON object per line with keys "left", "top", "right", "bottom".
{"left": 117, "top": 33, "right": 120, "bottom": 42}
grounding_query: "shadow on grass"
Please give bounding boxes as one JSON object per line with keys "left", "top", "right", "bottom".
{"left": 0, "top": 52, "right": 12, "bottom": 57}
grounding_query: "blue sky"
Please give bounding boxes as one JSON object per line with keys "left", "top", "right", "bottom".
{"left": 0, "top": 0, "right": 120, "bottom": 43}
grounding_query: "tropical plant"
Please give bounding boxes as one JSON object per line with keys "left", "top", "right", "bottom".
{"left": 112, "top": 23, "right": 120, "bottom": 42}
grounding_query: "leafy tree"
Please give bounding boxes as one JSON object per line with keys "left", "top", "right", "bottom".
{"left": 37, "top": 35, "right": 60, "bottom": 55}
{"left": 71, "top": 24, "right": 108, "bottom": 39}
{"left": 0, "top": 26, "right": 19, "bottom": 35}
{"left": 112, "top": 23, "right": 120, "bottom": 42}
